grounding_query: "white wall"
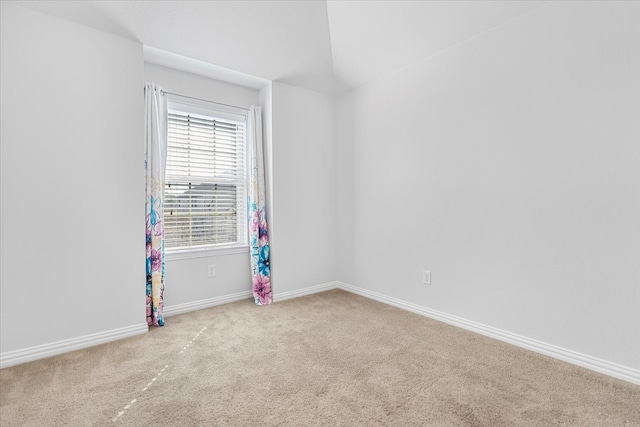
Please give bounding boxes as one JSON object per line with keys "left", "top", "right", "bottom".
{"left": 1, "top": 4, "right": 145, "bottom": 355}
{"left": 271, "top": 82, "right": 337, "bottom": 294}
{"left": 144, "top": 64, "right": 257, "bottom": 310}
{"left": 335, "top": 95, "right": 355, "bottom": 285}
{"left": 4, "top": 0, "right": 636, "bottom": 379}
{"left": 337, "top": 1, "right": 640, "bottom": 370}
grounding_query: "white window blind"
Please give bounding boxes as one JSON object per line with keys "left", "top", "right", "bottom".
{"left": 165, "top": 100, "right": 247, "bottom": 251}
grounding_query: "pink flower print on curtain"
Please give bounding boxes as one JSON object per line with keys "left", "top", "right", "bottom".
{"left": 248, "top": 105, "right": 272, "bottom": 305}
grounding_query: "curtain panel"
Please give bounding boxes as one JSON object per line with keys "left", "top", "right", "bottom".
{"left": 144, "top": 83, "right": 167, "bottom": 326}
{"left": 248, "top": 106, "right": 272, "bottom": 305}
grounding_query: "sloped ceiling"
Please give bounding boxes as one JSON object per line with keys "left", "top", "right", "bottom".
{"left": 12, "top": 0, "right": 545, "bottom": 94}
{"left": 327, "top": 1, "right": 544, "bottom": 92}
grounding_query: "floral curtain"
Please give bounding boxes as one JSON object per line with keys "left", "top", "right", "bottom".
{"left": 248, "top": 106, "right": 272, "bottom": 305}
{"left": 144, "top": 82, "right": 167, "bottom": 326}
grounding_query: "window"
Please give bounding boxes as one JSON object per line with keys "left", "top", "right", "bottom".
{"left": 164, "top": 97, "right": 247, "bottom": 252}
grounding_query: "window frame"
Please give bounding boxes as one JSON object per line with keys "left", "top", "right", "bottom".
{"left": 164, "top": 95, "right": 250, "bottom": 259}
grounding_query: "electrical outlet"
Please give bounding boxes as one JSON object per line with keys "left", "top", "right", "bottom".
{"left": 208, "top": 264, "right": 216, "bottom": 278}
{"left": 422, "top": 270, "right": 431, "bottom": 285}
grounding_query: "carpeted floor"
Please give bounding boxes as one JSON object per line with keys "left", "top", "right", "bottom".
{"left": 1, "top": 289, "right": 639, "bottom": 426}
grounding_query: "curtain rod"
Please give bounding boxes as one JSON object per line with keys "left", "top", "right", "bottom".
{"left": 160, "top": 90, "right": 250, "bottom": 112}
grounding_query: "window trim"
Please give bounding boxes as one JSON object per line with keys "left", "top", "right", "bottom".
{"left": 164, "top": 94, "right": 249, "bottom": 256}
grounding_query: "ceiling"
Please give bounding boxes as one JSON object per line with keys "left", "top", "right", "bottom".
{"left": 13, "top": 0, "right": 546, "bottom": 94}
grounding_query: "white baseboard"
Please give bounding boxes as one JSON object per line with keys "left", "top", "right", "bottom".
{"left": 273, "top": 281, "right": 340, "bottom": 303}
{"left": 0, "top": 323, "right": 148, "bottom": 369}
{"left": 163, "top": 290, "right": 253, "bottom": 317}
{"left": 336, "top": 282, "right": 640, "bottom": 386}
{"left": 4, "top": 281, "right": 637, "bottom": 386}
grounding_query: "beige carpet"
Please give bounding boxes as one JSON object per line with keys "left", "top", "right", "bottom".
{"left": 1, "top": 289, "right": 639, "bottom": 426}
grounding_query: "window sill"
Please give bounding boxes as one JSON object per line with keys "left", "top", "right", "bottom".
{"left": 165, "top": 245, "right": 249, "bottom": 261}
